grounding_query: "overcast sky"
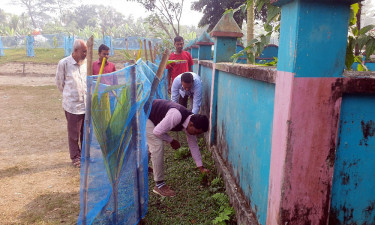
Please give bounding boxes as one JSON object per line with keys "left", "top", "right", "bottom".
{"left": 0, "top": 0, "right": 204, "bottom": 26}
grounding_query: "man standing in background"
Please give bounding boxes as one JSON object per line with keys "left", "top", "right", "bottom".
{"left": 167, "top": 36, "right": 194, "bottom": 92}
{"left": 55, "top": 39, "right": 87, "bottom": 168}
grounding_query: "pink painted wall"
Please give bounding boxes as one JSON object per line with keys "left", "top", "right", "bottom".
{"left": 268, "top": 75, "right": 344, "bottom": 224}
{"left": 267, "top": 71, "right": 294, "bottom": 224}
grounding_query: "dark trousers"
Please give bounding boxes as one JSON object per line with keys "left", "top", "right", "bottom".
{"left": 178, "top": 95, "right": 193, "bottom": 111}
{"left": 64, "top": 111, "right": 85, "bottom": 162}
{"left": 178, "top": 95, "right": 189, "bottom": 108}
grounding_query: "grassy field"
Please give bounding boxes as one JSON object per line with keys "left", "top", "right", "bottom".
{"left": 0, "top": 48, "right": 152, "bottom": 65}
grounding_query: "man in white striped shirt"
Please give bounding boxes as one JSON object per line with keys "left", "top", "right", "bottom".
{"left": 55, "top": 39, "right": 87, "bottom": 168}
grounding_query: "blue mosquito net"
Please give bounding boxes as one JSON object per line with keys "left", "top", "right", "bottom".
{"left": 78, "top": 59, "right": 167, "bottom": 225}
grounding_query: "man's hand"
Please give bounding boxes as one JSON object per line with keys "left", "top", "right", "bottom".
{"left": 170, "top": 139, "right": 181, "bottom": 150}
{"left": 199, "top": 166, "right": 210, "bottom": 174}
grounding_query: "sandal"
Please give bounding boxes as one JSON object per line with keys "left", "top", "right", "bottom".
{"left": 72, "top": 160, "right": 81, "bottom": 168}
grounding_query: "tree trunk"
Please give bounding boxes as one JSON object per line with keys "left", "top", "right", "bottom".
{"left": 247, "top": 2, "right": 255, "bottom": 64}
{"left": 355, "top": 2, "right": 362, "bottom": 56}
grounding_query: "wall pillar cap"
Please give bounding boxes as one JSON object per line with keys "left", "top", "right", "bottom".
{"left": 210, "top": 11, "right": 243, "bottom": 38}
{"left": 196, "top": 31, "right": 215, "bottom": 45}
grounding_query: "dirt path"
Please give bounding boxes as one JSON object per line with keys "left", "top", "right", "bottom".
{"left": 0, "top": 70, "right": 80, "bottom": 224}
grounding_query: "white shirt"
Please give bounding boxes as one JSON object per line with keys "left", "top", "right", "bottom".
{"left": 55, "top": 55, "right": 87, "bottom": 114}
{"left": 152, "top": 108, "right": 203, "bottom": 167}
{"left": 171, "top": 72, "right": 202, "bottom": 114}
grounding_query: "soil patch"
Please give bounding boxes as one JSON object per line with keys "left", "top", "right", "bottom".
{"left": 0, "top": 79, "right": 80, "bottom": 224}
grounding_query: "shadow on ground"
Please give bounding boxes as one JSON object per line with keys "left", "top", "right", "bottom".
{"left": 18, "top": 191, "right": 80, "bottom": 224}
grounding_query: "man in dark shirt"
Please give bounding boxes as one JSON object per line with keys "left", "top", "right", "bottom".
{"left": 147, "top": 99, "right": 209, "bottom": 197}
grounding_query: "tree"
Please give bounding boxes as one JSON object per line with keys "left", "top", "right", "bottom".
{"left": 191, "top": 0, "right": 245, "bottom": 32}
{"left": 53, "top": 0, "right": 74, "bottom": 24}
{"left": 128, "top": 0, "right": 185, "bottom": 40}
{"left": 16, "top": 0, "right": 55, "bottom": 28}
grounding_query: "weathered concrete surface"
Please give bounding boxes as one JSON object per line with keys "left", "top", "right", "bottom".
{"left": 210, "top": 146, "right": 259, "bottom": 225}
{"left": 215, "top": 63, "right": 276, "bottom": 84}
{"left": 267, "top": 71, "right": 375, "bottom": 225}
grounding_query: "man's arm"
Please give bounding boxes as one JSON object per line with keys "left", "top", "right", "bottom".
{"left": 167, "top": 69, "right": 172, "bottom": 92}
{"left": 55, "top": 60, "right": 65, "bottom": 93}
{"left": 191, "top": 80, "right": 202, "bottom": 114}
{"left": 185, "top": 132, "right": 203, "bottom": 167}
{"left": 153, "top": 108, "right": 182, "bottom": 143}
{"left": 170, "top": 78, "right": 181, "bottom": 103}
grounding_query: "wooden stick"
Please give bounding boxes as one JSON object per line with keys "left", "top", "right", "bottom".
{"left": 125, "top": 38, "right": 128, "bottom": 51}
{"left": 130, "top": 65, "right": 142, "bottom": 221}
{"left": 155, "top": 49, "right": 170, "bottom": 80}
{"left": 82, "top": 35, "right": 94, "bottom": 225}
{"left": 154, "top": 45, "right": 157, "bottom": 62}
{"left": 148, "top": 41, "right": 154, "bottom": 63}
{"left": 86, "top": 36, "right": 94, "bottom": 76}
{"left": 144, "top": 49, "right": 171, "bottom": 113}
{"left": 143, "top": 39, "right": 148, "bottom": 61}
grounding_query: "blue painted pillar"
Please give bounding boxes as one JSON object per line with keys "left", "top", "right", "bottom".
{"left": 207, "top": 12, "right": 243, "bottom": 145}
{"left": 277, "top": 0, "right": 350, "bottom": 77}
{"left": 197, "top": 31, "right": 214, "bottom": 61}
{"left": 191, "top": 45, "right": 199, "bottom": 59}
{"left": 267, "top": 0, "right": 363, "bottom": 224}
{"left": 64, "top": 36, "right": 74, "bottom": 57}
{"left": 26, "top": 35, "right": 34, "bottom": 57}
{"left": 197, "top": 45, "right": 212, "bottom": 60}
{"left": 0, "top": 36, "right": 4, "bottom": 56}
{"left": 104, "top": 36, "right": 114, "bottom": 56}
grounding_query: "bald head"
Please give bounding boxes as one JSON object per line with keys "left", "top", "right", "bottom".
{"left": 72, "top": 39, "right": 87, "bottom": 64}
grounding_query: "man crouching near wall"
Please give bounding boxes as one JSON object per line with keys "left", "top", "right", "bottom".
{"left": 147, "top": 99, "right": 210, "bottom": 197}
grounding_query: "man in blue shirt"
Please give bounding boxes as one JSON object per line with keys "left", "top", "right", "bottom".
{"left": 171, "top": 72, "right": 202, "bottom": 114}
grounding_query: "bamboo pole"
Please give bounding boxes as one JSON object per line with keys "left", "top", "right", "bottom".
{"left": 125, "top": 38, "right": 128, "bottom": 51}
{"left": 144, "top": 49, "right": 171, "bottom": 113}
{"left": 148, "top": 41, "right": 154, "bottom": 63}
{"left": 143, "top": 39, "right": 148, "bottom": 61}
{"left": 153, "top": 45, "right": 157, "bottom": 62}
{"left": 82, "top": 35, "right": 94, "bottom": 225}
{"left": 130, "top": 64, "right": 142, "bottom": 221}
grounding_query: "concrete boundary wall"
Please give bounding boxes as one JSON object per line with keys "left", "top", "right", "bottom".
{"left": 193, "top": 0, "right": 375, "bottom": 223}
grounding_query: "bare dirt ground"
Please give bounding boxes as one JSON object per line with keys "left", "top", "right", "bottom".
{"left": 0, "top": 63, "right": 81, "bottom": 224}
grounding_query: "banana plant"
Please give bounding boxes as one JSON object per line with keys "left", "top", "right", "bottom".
{"left": 90, "top": 59, "right": 148, "bottom": 223}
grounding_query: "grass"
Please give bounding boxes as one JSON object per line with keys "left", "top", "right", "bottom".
{"left": 0, "top": 48, "right": 155, "bottom": 65}
{"left": 143, "top": 134, "right": 236, "bottom": 225}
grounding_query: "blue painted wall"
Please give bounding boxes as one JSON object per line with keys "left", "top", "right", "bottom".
{"left": 330, "top": 94, "right": 375, "bottom": 224}
{"left": 199, "top": 65, "right": 213, "bottom": 117}
{"left": 351, "top": 62, "right": 375, "bottom": 71}
{"left": 236, "top": 45, "right": 247, "bottom": 64}
{"left": 192, "top": 63, "right": 199, "bottom": 74}
{"left": 216, "top": 71, "right": 275, "bottom": 225}
{"left": 277, "top": 1, "right": 349, "bottom": 77}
